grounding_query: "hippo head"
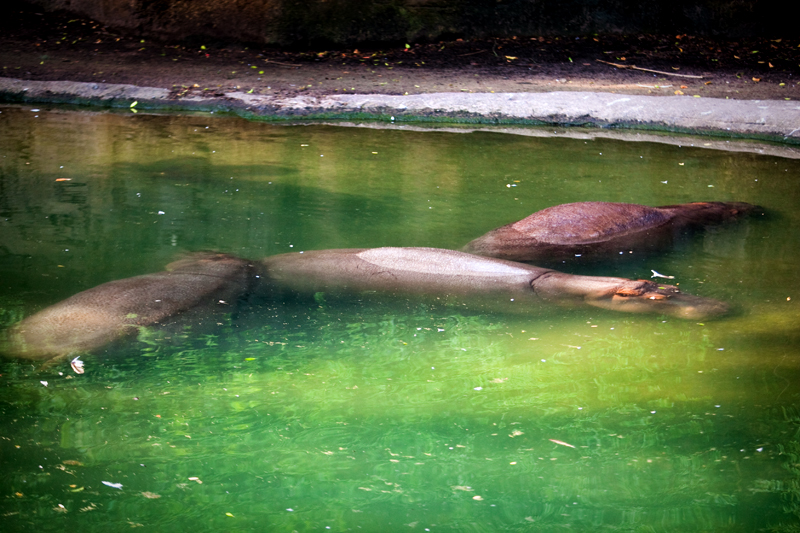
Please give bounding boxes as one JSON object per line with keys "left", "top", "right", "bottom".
{"left": 531, "top": 273, "right": 729, "bottom": 320}
{"left": 581, "top": 280, "right": 729, "bottom": 320}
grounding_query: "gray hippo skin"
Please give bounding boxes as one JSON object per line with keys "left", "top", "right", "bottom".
{"left": 260, "top": 247, "right": 727, "bottom": 320}
{"left": 4, "top": 253, "right": 256, "bottom": 360}
{"left": 463, "top": 201, "right": 760, "bottom": 262}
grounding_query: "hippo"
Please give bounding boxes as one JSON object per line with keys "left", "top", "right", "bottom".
{"left": 3, "top": 247, "right": 728, "bottom": 361}
{"left": 463, "top": 201, "right": 760, "bottom": 262}
{"left": 260, "top": 247, "right": 728, "bottom": 320}
{"left": 4, "top": 253, "right": 257, "bottom": 361}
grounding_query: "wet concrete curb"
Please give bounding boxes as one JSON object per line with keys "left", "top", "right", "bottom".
{"left": 2, "top": 77, "right": 799, "bottom": 145}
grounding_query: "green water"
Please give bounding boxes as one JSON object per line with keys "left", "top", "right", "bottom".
{"left": 1, "top": 105, "right": 799, "bottom": 532}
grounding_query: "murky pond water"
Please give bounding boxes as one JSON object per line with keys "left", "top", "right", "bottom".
{"left": 1, "top": 105, "right": 799, "bottom": 532}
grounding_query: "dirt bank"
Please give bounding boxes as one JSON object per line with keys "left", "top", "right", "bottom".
{"left": 3, "top": 6, "right": 798, "bottom": 100}
{"left": 1, "top": 5, "right": 799, "bottom": 145}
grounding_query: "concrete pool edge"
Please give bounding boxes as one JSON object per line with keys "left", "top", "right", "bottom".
{"left": 2, "top": 76, "right": 799, "bottom": 147}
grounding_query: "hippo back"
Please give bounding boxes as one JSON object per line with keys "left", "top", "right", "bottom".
{"left": 464, "top": 202, "right": 675, "bottom": 261}
{"left": 508, "top": 202, "right": 672, "bottom": 244}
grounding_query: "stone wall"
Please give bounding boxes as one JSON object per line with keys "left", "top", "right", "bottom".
{"left": 28, "top": 0, "right": 784, "bottom": 46}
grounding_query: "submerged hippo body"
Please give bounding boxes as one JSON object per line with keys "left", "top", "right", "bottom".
{"left": 463, "top": 201, "right": 759, "bottom": 262}
{"left": 260, "top": 247, "right": 727, "bottom": 320}
{"left": 3, "top": 248, "right": 729, "bottom": 361}
{"left": 5, "top": 253, "right": 256, "bottom": 360}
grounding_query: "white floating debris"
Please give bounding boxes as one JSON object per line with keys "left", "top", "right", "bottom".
{"left": 650, "top": 270, "right": 675, "bottom": 279}
{"left": 40, "top": 381, "right": 48, "bottom": 387}
{"left": 474, "top": 387, "right": 483, "bottom": 391}
{"left": 70, "top": 356, "right": 85, "bottom": 375}
{"left": 102, "top": 481, "right": 123, "bottom": 489}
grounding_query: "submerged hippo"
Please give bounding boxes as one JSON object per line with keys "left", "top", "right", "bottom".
{"left": 463, "top": 201, "right": 760, "bottom": 262}
{"left": 4, "top": 253, "right": 257, "bottom": 360}
{"left": 260, "top": 247, "right": 727, "bottom": 320}
{"left": 3, "top": 247, "right": 728, "bottom": 361}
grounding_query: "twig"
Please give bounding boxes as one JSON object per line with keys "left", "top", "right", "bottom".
{"left": 596, "top": 59, "right": 703, "bottom": 79}
{"left": 458, "top": 50, "right": 487, "bottom": 57}
{"left": 264, "top": 59, "right": 301, "bottom": 68}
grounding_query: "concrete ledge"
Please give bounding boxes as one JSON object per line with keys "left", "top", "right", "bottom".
{"left": 2, "top": 77, "right": 799, "bottom": 145}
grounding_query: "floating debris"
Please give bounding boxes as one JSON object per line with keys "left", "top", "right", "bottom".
{"left": 650, "top": 270, "right": 676, "bottom": 279}
{"left": 70, "top": 356, "right": 85, "bottom": 374}
{"left": 102, "top": 481, "right": 123, "bottom": 489}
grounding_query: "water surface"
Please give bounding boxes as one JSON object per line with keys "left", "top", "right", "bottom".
{"left": 1, "top": 106, "right": 799, "bottom": 532}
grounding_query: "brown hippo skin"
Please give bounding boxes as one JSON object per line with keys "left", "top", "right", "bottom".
{"left": 4, "top": 253, "right": 256, "bottom": 361}
{"left": 463, "top": 201, "right": 760, "bottom": 262}
{"left": 260, "top": 247, "right": 727, "bottom": 320}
